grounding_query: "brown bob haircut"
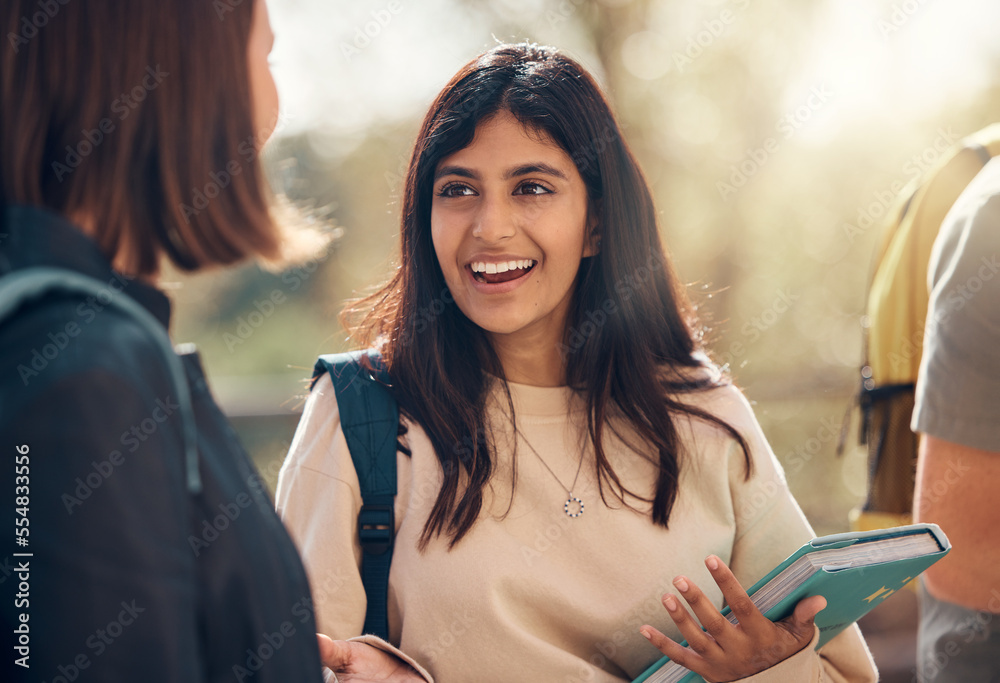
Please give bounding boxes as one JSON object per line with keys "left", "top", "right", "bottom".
{"left": 1, "top": 0, "right": 285, "bottom": 276}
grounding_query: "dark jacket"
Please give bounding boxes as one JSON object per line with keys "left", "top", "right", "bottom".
{"left": 0, "top": 205, "right": 323, "bottom": 682}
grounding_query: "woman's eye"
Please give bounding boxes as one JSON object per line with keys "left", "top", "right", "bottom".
{"left": 437, "top": 183, "right": 475, "bottom": 198}
{"left": 514, "top": 182, "right": 551, "bottom": 196}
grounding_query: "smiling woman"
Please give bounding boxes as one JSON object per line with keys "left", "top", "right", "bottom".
{"left": 431, "top": 112, "right": 597, "bottom": 386}
{"left": 275, "top": 43, "right": 880, "bottom": 682}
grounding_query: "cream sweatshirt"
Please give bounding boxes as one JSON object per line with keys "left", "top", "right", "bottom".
{"left": 275, "top": 370, "right": 879, "bottom": 683}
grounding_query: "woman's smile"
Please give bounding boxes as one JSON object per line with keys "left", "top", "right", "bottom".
{"left": 466, "top": 257, "right": 537, "bottom": 293}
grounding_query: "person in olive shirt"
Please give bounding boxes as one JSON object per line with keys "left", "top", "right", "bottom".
{"left": 0, "top": 1, "right": 331, "bottom": 680}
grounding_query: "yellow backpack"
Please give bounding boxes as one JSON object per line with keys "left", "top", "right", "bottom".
{"left": 849, "top": 124, "right": 1000, "bottom": 532}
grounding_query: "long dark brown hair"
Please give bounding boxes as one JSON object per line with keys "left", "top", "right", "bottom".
{"left": 345, "top": 43, "right": 751, "bottom": 549}
{"left": 1, "top": 0, "right": 307, "bottom": 276}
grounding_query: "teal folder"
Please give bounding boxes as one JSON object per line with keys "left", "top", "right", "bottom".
{"left": 632, "top": 523, "right": 951, "bottom": 683}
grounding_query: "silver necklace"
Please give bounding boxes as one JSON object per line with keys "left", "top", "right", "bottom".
{"left": 516, "top": 428, "right": 586, "bottom": 518}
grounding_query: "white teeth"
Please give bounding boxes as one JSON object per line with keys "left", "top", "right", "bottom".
{"left": 470, "top": 259, "right": 535, "bottom": 273}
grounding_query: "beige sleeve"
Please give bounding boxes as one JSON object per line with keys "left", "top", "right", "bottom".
{"left": 275, "top": 374, "right": 434, "bottom": 682}
{"left": 275, "top": 373, "right": 367, "bottom": 639}
{"left": 344, "top": 635, "right": 434, "bottom": 681}
{"left": 719, "top": 386, "right": 879, "bottom": 682}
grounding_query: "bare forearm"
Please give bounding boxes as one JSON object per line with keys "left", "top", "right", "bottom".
{"left": 914, "top": 434, "right": 1000, "bottom": 611}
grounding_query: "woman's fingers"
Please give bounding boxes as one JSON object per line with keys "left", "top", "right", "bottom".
{"left": 703, "top": 555, "right": 771, "bottom": 637}
{"left": 659, "top": 590, "right": 723, "bottom": 658}
{"left": 317, "top": 634, "right": 351, "bottom": 671}
{"left": 639, "top": 624, "right": 707, "bottom": 673}
{"left": 781, "top": 594, "right": 827, "bottom": 641}
{"left": 640, "top": 560, "right": 830, "bottom": 681}
{"left": 671, "top": 575, "right": 732, "bottom": 645}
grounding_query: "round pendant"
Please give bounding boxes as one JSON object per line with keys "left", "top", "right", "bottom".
{"left": 564, "top": 495, "right": 584, "bottom": 518}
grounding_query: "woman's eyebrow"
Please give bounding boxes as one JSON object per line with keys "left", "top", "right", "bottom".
{"left": 434, "top": 165, "right": 478, "bottom": 181}
{"left": 504, "top": 163, "right": 567, "bottom": 180}
{"left": 434, "top": 162, "right": 569, "bottom": 182}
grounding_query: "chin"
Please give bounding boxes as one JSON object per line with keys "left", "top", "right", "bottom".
{"left": 465, "top": 315, "right": 528, "bottom": 337}
{"left": 471, "top": 321, "right": 518, "bottom": 336}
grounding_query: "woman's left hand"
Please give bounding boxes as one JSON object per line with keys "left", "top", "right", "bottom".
{"left": 639, "top": 555, "right": 827, "bottom": 683}
{"left": 317, "top": 634, "right": 425, "bottom": 682}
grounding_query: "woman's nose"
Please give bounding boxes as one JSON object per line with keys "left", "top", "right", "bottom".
{"left": 471, "top": 196, "right": 516, "bottom": 242}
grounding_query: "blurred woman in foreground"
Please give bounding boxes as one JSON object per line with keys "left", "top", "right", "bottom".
{"left": 1, "top": 1, "right": 326, "bottom": 680}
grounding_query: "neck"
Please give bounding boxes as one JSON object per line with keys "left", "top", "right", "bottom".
{"left": 489, "top": 327, "right": 567, "bottom": 387}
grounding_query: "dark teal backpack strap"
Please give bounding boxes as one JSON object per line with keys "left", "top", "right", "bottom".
{"left": 0, "top": 266, "right": 201, "bottom": 493}
{"left": 313, "top": 349, "right": 398, "bottom": 640}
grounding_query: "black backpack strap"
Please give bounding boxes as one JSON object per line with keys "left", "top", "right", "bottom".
{"left": 0, "top": 266, "right": 201, "bottom": 493}
{"left": 313, "top": 349, "right": 398, "bottom": 640}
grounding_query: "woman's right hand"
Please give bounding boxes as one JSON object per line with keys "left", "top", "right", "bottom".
{"left": 317, "top": 634, "right": 426, "bottom": 682}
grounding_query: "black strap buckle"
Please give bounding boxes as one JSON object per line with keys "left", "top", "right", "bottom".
{"left": 358, "top": 504, "right": 394, "bottom": 556}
